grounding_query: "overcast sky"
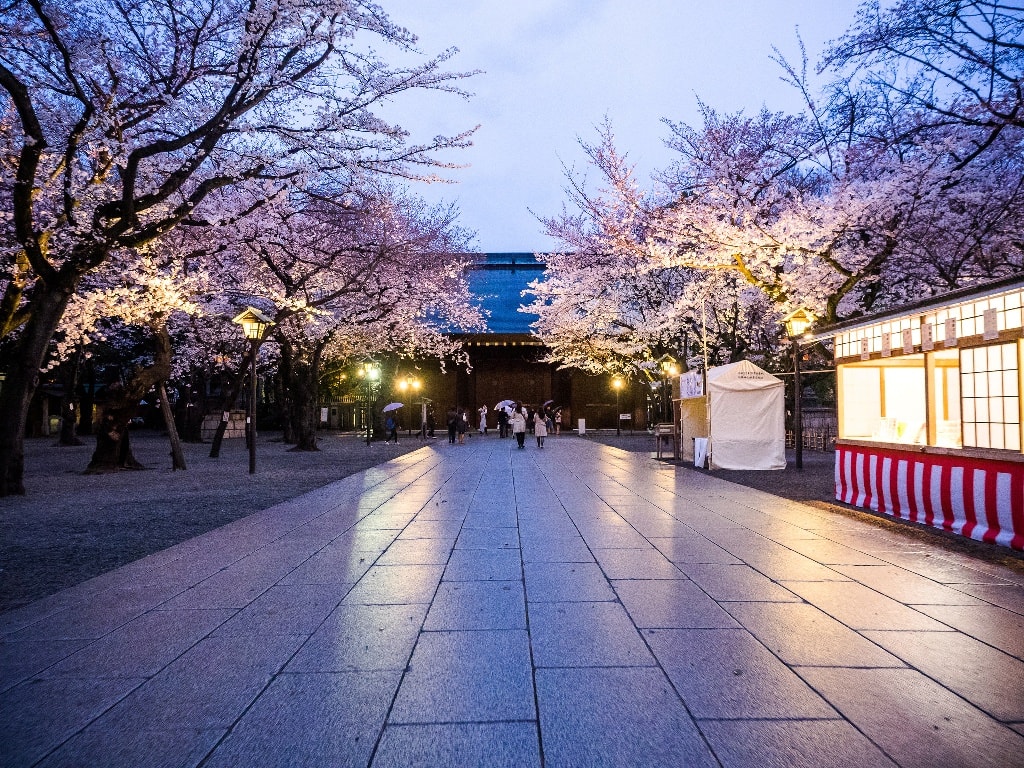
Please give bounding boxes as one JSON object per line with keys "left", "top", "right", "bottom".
{"left": 379, "top": 0, "right": 863, "bottom": 253}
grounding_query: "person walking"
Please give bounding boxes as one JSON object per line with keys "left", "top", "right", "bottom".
{"left": 457, "top": 408, "right": 468, "bottom": 444}
{"left": 511, "top": 405, "right": 527, "bottom": 449}
{"left": 446, "top": 406, "right": 458, "bottom": 444}
{"left": 478, "top": 404, "right": 488, "bottom": 436}
{"left": 497, "top": 407, "right": 509, "bottom": 438}
{"left": 385, "top": 413, "right": 398, "bottom": 444}
{"left": 534, "top": 409, "right": 547, "bottom": 448}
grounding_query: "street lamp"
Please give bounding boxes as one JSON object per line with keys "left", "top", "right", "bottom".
{"left": 232, "top": 307, "right": 273, "bottom": 474}
{"left": 397, "top": 375, "right": 421, "bottom": 435}
{"left": 612, "top": 377, "right": 623, "bottom": 436}
{"left": 783, "top": 307, "right": 816, "bottom": 470}
{"left": 357, "top": 362, "right": 380, "bottom": 446}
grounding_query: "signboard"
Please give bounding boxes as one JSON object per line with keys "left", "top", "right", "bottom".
{"left": 944, "top": 317, "right": 958, "bottom": 346}
{"left": 901, "top": 327, "right": 914, "bottom": 354}
{"left": 983, "top": 307, "right": 999, "bottom": 340}
{"left": 619, "top": 414, "right": 631, "bottom": 420}
{"left": 679, "top": 371, "right": 703, "bottom": 398}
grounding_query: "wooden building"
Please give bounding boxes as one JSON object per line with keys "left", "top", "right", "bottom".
{"left": 422, "top": 253, "right": 649, "bottom": 432}
{"left": 819, "top": 275, "right": 1024, "bottom": 551}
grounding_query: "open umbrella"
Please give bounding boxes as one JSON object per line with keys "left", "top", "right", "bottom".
{"left": 543, "top": 399, "right": 555, "bottom": 407}
{"left": 382, "top": 402, "right": 404, "bottom": 412}
{"left": 496, "top": 399, "right": 515, "bottom": 409}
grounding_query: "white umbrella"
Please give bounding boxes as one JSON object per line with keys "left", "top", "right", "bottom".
{"left": 382, "top": 402, "right": 404, "bottom": 412}
{"left": 496, "top": 399, "right": 515, "bottom": 409}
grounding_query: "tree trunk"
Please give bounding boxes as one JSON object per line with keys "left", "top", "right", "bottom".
{"left": 86, "top": 397, "right": 145, "bottom": 473}
{"left": 279, "top": 343, "right": 296, "bottom": 444}
{"left": 58, "top": 348, "right": 85, "bottom": 446}
{"left": 208, "top": 363, "right": 246, "bottom": 458}
{"left": 39, "top": 396, "right": 50, "bottom": 437}
{"left": 288, "top": 344, "right": 322, "bottom": 451}
{"left": 79, "top": 359, "right": 96, "bottom": 436}
{"left": 0, "top": 281, "right": 77, "bottom": 495}
{"left": 85, "top": 324, "right": 173, "bottom": 473}
{"left": 175, "top": 378, "right": 205, "bottom": 443}
{"left": 159, "top": 383, "right": 187, "bottom": 470}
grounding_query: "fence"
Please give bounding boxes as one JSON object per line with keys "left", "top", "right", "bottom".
{"left": 785, "top": 427, "right": 837, "bottom": 451}
{"left": 785, "top": 407, "right": 838, "bottom": 452}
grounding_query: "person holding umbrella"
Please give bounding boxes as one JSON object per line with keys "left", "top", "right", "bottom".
{"left": 382, "top": 402, "right": 403, "bottom": 444}
{"left": 496, "top": 400, "right": 512, "bottom": 438}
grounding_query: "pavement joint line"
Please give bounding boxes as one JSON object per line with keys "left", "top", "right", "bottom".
{"left": 514, "top": 440, "right": 552, "bottom": 768}
{"left": 365, "top": 445, "right": 482, "bottom": 767}
{"left": 5, "top": 437, "right": 1024, "bottom": 766}
{"left": 536, "top": 445, "right": 725, "bottom": 767}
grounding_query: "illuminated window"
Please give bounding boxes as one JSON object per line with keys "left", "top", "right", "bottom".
{"left": 960, "top": 343, "right": 1021, "bottom": 451}
{"left": 930, "top": 349, "right": 961, "bottom": 448}
{"left": 839, "top": 356, "right": 926, "bottom": 444}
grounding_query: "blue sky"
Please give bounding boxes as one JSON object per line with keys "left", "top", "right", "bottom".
{"left": 380, "top": 0, "right": 863, "bottom": 253}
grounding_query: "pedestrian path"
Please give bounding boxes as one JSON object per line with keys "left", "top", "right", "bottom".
{"left": 2, "top": 437, "right": 1023, "bottom": 767}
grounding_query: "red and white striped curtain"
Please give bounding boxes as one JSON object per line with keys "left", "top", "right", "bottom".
{"left": 835, "top": 445, "right": 1024, "bottom": 551}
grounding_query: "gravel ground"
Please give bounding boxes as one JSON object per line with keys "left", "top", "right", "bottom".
{"left": 0, "top": 429, "right": 424, "bottom": 613}
{"left": 2, "top": 428, "right": 1020, "bottom": 614}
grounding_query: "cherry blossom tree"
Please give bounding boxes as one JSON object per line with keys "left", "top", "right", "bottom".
{"left": 0, "top": 0, "right": 477, "bottom": 494}
{"left": 202, "top": 184, "right": 483, "bottom": 451}
{"left": 526, "top": 125, "right": 781, "bottom": 378}
{"left": 650, "top": 108, "right": 1022, "bottom": 320}
{"left": 821, "top": 0, "right": 1024, "bottom": 170}
{"left": 45, "top": 249, "right": 204, "bottom": 470}
{"left": 533, "top": 95, "right": 1021, "bottom": 376}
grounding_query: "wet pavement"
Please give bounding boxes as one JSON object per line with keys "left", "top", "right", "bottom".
{"left": 2, "top": 437, "right": 1023, "bottom": 767}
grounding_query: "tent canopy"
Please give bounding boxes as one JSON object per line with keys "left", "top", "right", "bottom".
{"left": 707, "top": 360, "right": 786, "bottom": 470}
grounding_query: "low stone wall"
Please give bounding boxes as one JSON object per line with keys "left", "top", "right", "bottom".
{"left": 200, "top": 411, "right": 247, "bottom": 440}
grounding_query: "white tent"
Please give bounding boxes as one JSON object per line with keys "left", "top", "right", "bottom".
{"left": 707, "top": 360, "right": 786, "bottom": 470}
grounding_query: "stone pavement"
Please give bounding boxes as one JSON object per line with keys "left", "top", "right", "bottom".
{"left": 2, "top": 438, "right": 1023, "bottom": 767}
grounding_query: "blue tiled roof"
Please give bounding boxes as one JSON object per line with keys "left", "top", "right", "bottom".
{"left": 466, "top": 253, "right": 546, "bottom": 335}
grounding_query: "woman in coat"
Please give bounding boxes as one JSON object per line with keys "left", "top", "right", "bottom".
{"left": 534, "top": 410, "right": 547, "bottom": 448}
{"left": 510, "top": 406, "right": 527, "bottom": 449}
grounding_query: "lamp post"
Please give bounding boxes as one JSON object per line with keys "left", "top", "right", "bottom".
{"left": 397, "top": 375, "right": 421, "bottom": 435}
{"left": 658, "top": 355, "right": 679, "bottom": 424}
{"left": 357, "top": 362, "right": 380, "bottom": 446}
{"left": 231, "top": 307, "right": 273, "bottom": 474}
{"left": 783, "top": 308, "right": 816, "bottom": 470}
{"left": 612, "top": 377, "right": 623, "bottom": 435}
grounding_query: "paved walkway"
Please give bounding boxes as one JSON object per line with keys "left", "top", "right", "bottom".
{"left": 2, "top": 438, "right": 1023, "bottom": 767}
